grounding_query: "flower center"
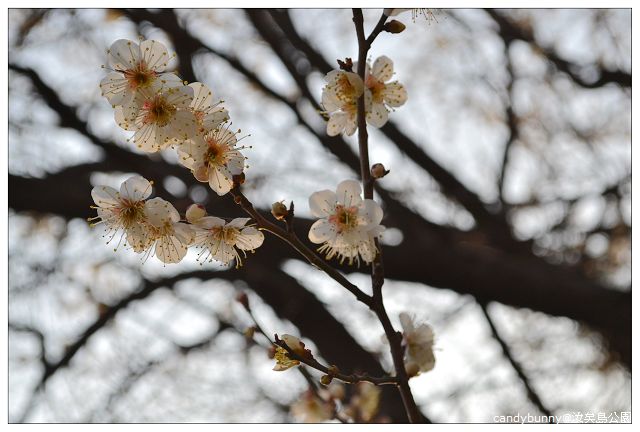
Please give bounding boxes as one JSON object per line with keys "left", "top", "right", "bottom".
{"left": 335, "top": 74, "right": 358, "bottom": 103}
{"left": 328, "top": 204, "right": 359, "bottom": 233}
{"left": 142, "top": 96, "right": 175, "bottom": 127}
{"left": 124, "top": 62, "right": 157, "bottom": 90}
{"left": 366, "top": 76, "right": 385, "bottom": 104}
{"left": 204, "top": 139, "right": 228, "bottom": 167}
{"left": 117, "top": 199, "right": 145, "bottom": 226}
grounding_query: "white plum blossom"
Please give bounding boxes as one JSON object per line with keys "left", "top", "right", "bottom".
{"left": 100, "top": 39, "right": 182, "bottom": 106}
{"left": 290, "top": 391, "right": 333, "bottom": 423}
{"left": 117, "top": 84, "right": 196, "bottom": 153}
{"left": 189, "top": 82, "right": 229, "bottom": 134}
{"left": 399, "top": 312, "right": 436, "bottom": 375}
{"left": 143, "top": 197, "right": 195, "bottom": 264}
{"left": 89, "top": 175, "right": 154, "bottom": 252}
{"left": 321, "top": 70, "right": 366, "bottom": 136}
{"left": 177, "top": 125, "right": 247, "bottom": 195}
{"left": 187, "top": 211, "right": 264, "bottom": 267}
{"left": 308, "top": 180, "right": 384, "bottom": 265}
{"left": 363, "top": 56, "right": 407, "bottom": 128}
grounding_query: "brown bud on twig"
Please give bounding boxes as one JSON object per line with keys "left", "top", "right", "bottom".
{"left": 320, "top": 374, "right": 333, "bottom": 386}
{"left": 327, "top": 365, "right": 340, "bottom": 376}
{"left": 384, "top": 20, "right": 406, "bottom": 34}
{"left": 337, "top": 57, "right": 354, "bottom": 72}
{"left": 271, "top": 201, "right": 289, "bottom": 221}
{"left": 371, "top": 163, "right": 390, "bottom": 179}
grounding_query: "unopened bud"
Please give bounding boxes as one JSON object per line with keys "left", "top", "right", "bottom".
{"left": 235, "top": 291, "right": 250, "bottom": 311}
{"left": 384, "top": 20, "right": 406, "bottom": 34}
{"left": 271, "top": 201, "right": 289, "bottom": 221}
{"left": 186, "top": 203, "right": 206, "bottom": 223}
{"left": 320, "top": 374, "right": 333, "bottom": 386}
{"left": 371, "top": 163, "right": 390, "bottom": 179}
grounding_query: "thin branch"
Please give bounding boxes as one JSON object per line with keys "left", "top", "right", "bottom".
{"left": 352, "top": 9, "right": 421, "bottom": 423}
{"left": 479, "top": 302, "right": 554, "bottom": 420}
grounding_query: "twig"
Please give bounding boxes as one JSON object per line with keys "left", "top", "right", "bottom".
{"left": 229, "top": 188, "right": 372, "bottom": 305}
{"left": 479, "top": 302, "right": 554, "bottom": 421}
{"left": 352, "top": 9, "right": 422, "bottom": 423}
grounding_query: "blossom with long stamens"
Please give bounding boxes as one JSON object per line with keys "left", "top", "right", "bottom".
{"left": 186, "top": 210, "right": 264, "bottom": 267}
{"left": 143, "top": 197, "right": 194, "bottom": 264}
{"left": 89, "top": 175, "right": 154, "bottom": 252}
{"left": 177, "top": 125, "right": 247, "bottom": 195}
{"left": 362, "top": 56, "right": 408, "bottom": 128}
{"left": 117, "top": 84, "right": 196, "bottom": 152}
{"left": 321, "top": 70, "right": 366, "bottom": 136}
{"left": 308, "top": 180, "right": 384, "bottom": 265}
{"left": 189, "top": 82, "right": 229, "bottom": 134}
{"left": 100, "top": 39, "right": 182, "bottom": 106}
{"left": 399, "top": 312, "right": 436, "bottom": 375}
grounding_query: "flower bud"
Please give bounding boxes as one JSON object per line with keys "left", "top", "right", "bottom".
{"left": 320, "top": 374, "right": 333, "bottom": 386}
{"left": 371, "top": 163, "right": 389, "bottom": 179}
{"left": 327, "top": 365, "right": 340, "bottom": 376}
{"left": 271, "top": 201, "right": 289, "bottom": 220}
{"left": 384, "top": 20, "right": 406, "bottom": 34}
{"left": 186, "top": 203, "right": 206, "bottom": 223}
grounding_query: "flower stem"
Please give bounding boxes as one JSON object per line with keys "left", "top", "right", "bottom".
{"left": 352, "top": 8, "right": 422, "bottom": 423}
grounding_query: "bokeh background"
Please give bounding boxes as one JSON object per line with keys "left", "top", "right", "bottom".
{"left": 8, "top": 8, "right": 631, "bottom": 423}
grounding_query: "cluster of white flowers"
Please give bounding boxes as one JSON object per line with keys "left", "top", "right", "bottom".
{"left": 90, "top": 176, "right": 264, "bottom": 266}
{"left": 93, "top": 39, "right": 263, "bottom": 266}
{"left": 322, "top": 56, "right": 407, "bottom": 136}
{"left": 100, "top": 39, "right": 245, "bottom": 194}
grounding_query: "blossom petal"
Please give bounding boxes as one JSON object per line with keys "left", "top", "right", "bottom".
{"left": 236, "top": 227, "right": 265, "bottom": 251}
{"left": 366, "top": 102, "right": 389, "bottom": 128}
{"left": 108, "top": 39, "right": 141, "bottom": 71}
{"left": 173, "top": 222, "right": 195, "bottom": 245}
{"left": 308, "top": 190, "right": 337, "bottom": 218}
{"left": 120, "top": 176, "right": 153, "bottom": 201}
{"left": 326, "top": 111, "right": 347, "bottom": 136}
{"left": 372, "top": 56, "right": 394, "bottom": 82}
{"left": 308, "top": 219, "right": 337, "bottom": 244}
{"left": 227, "top": 218, "right": 251, "bottom": 229}
{"left": 189, "top": 82, "right": 213, "bottom": 111}
{"left": 100, "top": 72, "right": 129, "bottom": 106}
{"left": 91, "top": 186, "right": 120, "bottom": 207}
{"left": 155, "top": 233, "right": 188, "bottom": 264}
{"left": 360, "top": 199, "right": 384, "bottom": 226}
{"left": 208, "top": 166, "right": 234, "bottom": 195}
{"left": 145, "top": 197, "right": 180, "bottom": 227}
{"left": 382, "top": 81, "right": 408, "bottom": 107}
{"left": 126, "top": 223, "right": 152, "bottom": 253}
{"left": 336, "top": 179, "right": 363, "bottom": 207}
{"left": 399, "top": 312, "right": 415, "bottom": 333}
{"left": 140, "top": 39, "right": 171, "bottom": 72}
{"left": 196, "top": 216, "right": 226, "bottom": 229}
